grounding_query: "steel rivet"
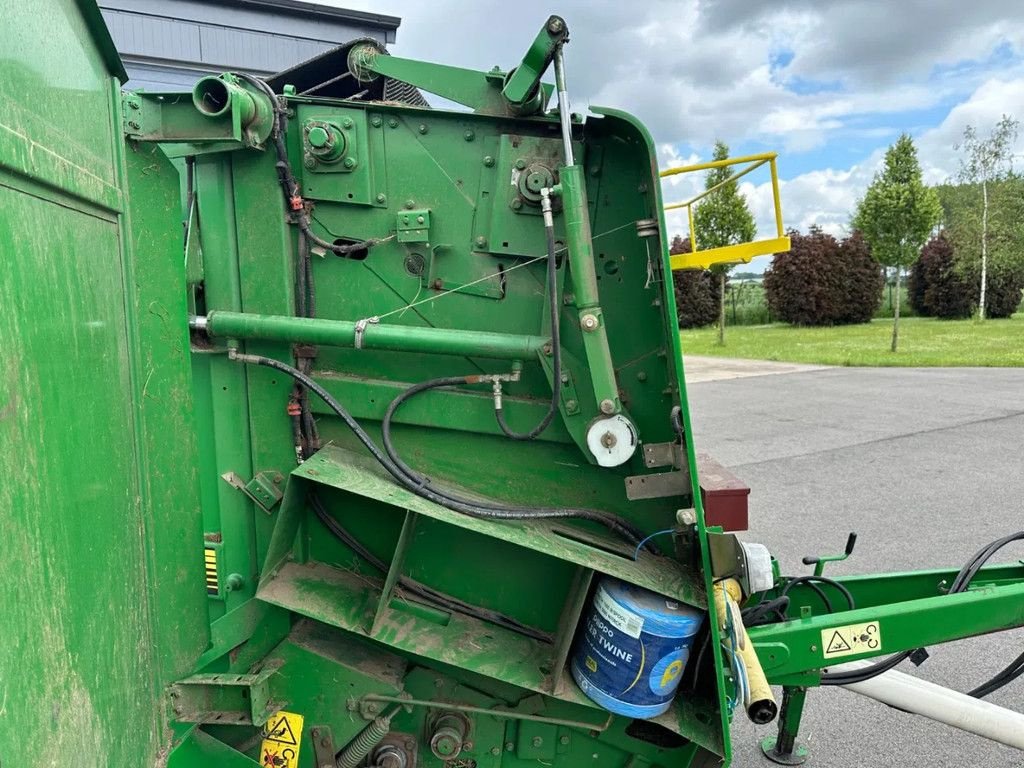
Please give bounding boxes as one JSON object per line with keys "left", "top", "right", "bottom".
{"left": 531, "top": 737, "right": 543, "bottom": 747}
{"left": 559, "top": 735, "right": 570, "bottom": 746}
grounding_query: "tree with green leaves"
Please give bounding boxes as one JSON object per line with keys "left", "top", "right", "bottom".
{"left": 693, "top": 140, "right": 756, "bottom": 344}
{"left": 852, "top": 134, "right": 941, "bottom": 351}
{"left": 954, "top": 115, "right": 1021, "bottom": 320}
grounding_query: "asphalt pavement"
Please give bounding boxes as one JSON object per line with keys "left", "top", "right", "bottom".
{"left": 682, "top": 357, "right": 1024, "bottom": 768}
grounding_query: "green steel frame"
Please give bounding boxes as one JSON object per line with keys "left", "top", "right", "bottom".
{"left": 4, "top": 4, "right": 1024, "bottom": 768}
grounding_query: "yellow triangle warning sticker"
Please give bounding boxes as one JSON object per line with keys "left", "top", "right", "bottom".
{"left": 826, "top": 630, "right": 852, "bottom": 655}
{"left": 821, "top": 621, "right": 882, "bottom": 660}
{"left": 260, "top": 710, "right": 303, "bottom": 767}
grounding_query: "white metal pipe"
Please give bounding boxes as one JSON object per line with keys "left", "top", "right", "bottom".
{"left": 832, "top": 660, "right": 1024, "bottom": 750}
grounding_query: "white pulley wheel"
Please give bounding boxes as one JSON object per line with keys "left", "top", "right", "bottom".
{"left": 586, "top": 414, "right": 638, "bottom": 467}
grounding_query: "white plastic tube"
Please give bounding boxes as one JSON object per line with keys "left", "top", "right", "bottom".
{"left": 833, "top": 660, "right": 1024, "bottom": 750}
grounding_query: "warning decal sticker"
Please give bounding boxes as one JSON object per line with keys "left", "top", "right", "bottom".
{"left": 821, "top": 621, "right": 882, "bottom": 660}
{"left": 260, "top": 710, "right": 304, "bottom": 768}
{"left": 204, "top": 547, "right": 219, "bottom": 596}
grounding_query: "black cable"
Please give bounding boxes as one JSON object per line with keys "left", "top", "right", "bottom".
{"left": 309, "top": 495, "right": 552, "bottom": 642}
{"left": 235, "top": 72, "right": 392, "bottom": 257}
{"left": 781, "top": 575, "right": 856, "bottom": 613}
{"left": 378, "top": 373, "right": 652, "bottom": 549}
{"left": 968, "top": 649, "right": 1024, "bottom": 699}
{"left": 232, "top": 353, "right": 647, "bottom": 547}
{"left": 821, "top": 531, "right": 1024, "bottom": 690}
{"left": 494, "top": 217, "right": 560, "bottom": 440}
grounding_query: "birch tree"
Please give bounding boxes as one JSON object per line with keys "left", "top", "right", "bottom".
{"left": 954, "top": 115, "right": 1020, "bottom": 320}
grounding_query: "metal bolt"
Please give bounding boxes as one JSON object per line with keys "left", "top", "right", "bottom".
{"left": 321, "top": 737, "right": 330, "bottom": 748}
{"left": 405, "top": 740, "right": 416, "bottom": 751}
{"left": 128, "top": 120, "right": 140, "bottom": 129}
{"left": 376, "top": 193, "right": 387, "bottom": 203}
{"left": 388, "top": 118, "right": 399, "bottom": 128}
{"left": 590, "top": 165, "right": 601, "bottom": 176}
{"left": 432, "top": 279, "right": 444, "bottom": 290}
{"left": 515, "top": 158, "right": 527, "bottom": 170}
{"left": 129, "top": 100, "right": 140, "bottom": 110}
{"left": 638, "top": 183, "right": 648, "bottom": 193}
{"left": 581, "top": 314, "right": 599, "bottom": 331}
{"left": 565, "top": 399, "right": 577, "bottom": 411}
{"left": 342, "top": 117, "right": 354, "bottom": 129}
{"left": 464, "top": 742, "right": 474, "bottom": 751}
{"left": 531, "top": 737, "right": 543, "bottom": 748}
{"left": 511, "top": 198, "right": 523, "bottom": 210}
{"left": 371, "top": 116, "right": 383, "bottom": 127}
{"left": 559, "top": 735, "right": 570, "bottom": 746}
{"left": 548, "top": 17, "right": 565, "bottom": 34}
{"left": 600, "top": 431, "right": 617, "bottom": 449}
{"left": 490, "top": 747, "right": 501, "bottom": 756}
{"left": 483, "top": 155, "right": 495, "bottom": 167}
{"left": 344, "top": 157, "right": 357, "bottom": 169}
{"left": 475, "top": 236, "right": 487, "bottom": 248}
{"left": 505, "top": 742, "right": 514, "bottom": 752}
{"left": 405, "top": 200, "right": 416, "bottom": 209}
{"left": 600, "top": 399, "right": 616, "bottom": 415}
{"left": 416, "top": 215, "right": 425, "bottom": 224}
{"left": 464, "top": 129, "right": 475, "bottom": 141}
{"left": 366, "top": 703, "right": 379, "bottom": 714}
{"left": 560, "top": 373, "right": 570, "bottom": 384}
{"left": 418, "top": 124, "right": 429, "bottom": 134}
{"left": 542, "top": 344, "right": 553, "bottom": 356}
{"left": 636, "top": 371, "right": 648, "bottom": 382}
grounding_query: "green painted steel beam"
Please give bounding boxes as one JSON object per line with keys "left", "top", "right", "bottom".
{"left": 201, "top": 310, "right": 549, "bottom": 361}
{"left": 750, "top": 581, "right": 1024, "bottom": 680}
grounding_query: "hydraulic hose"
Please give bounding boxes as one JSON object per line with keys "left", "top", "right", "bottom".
{"left": 494, "top": 190, "right": 561, "bottom": 440}
{"left": 821, "top": 531, "right": 1024, "bottom": 693}
{"left": 379, "top": 374, "right": 651, "bottom": 548}
{"left": 229, "top": 351, "right": 647, "bottom": 547}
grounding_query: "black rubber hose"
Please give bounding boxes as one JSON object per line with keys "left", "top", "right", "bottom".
{"left": 494, "top": 218, "right": 560, "bottom": 440}
{"left": 821, "top": 531, "right": 1024, "bottom": 689}
{"left": 781, "top": 575, "right": 856, "bottom": 612}
{"left": 309, "top": 495, "right": 552, "bottom": 642}
{"left": 378, "top": 373, "right": 651, "bottom": 549}
{"left": 232, "top": 353, "right": 647, "bottom": 547}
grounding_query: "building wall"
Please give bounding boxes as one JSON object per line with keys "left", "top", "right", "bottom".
{"left": 99, "top": 0, "right": 400, "bottom": 90}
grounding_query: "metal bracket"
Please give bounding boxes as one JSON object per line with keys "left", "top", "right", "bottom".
{"left": 624, "top": 469, "right": 690, "bottom": 500}
{"left": 396, "top": 209, "right": 431, "bottom": 243}
{"left": 221, "top": 470, "right": 285, "bottom": 513}
{"left": 641, "top": 441, "right": 684, "bottom": 469}
{"left": 169, "top": 663, "right": 283, "bottom": 726}
{"left": 310, "top": 725, "right": 338, "bottom": 768}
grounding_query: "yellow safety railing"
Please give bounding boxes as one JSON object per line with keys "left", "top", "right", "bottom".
{"left": 661, "top": 152, "right": 790, "bottom": 271}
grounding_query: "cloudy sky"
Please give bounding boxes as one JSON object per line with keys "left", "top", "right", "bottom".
{"left": 332, "top": 0, "right": 1024, "bottom": 271}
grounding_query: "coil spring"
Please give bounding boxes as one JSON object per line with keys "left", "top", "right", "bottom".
{"left": 336, "top": 716, "right": 391, "bottom": 768}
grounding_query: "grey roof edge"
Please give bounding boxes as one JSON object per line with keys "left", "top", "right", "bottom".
{"left": 192, "top": 0, "right": 400, "bottom": 29}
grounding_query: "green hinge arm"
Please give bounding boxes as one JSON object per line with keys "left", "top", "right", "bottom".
{"left": 749, "top": 579, "right": 1024, "bottom": 682}
{"left": 195, "top": 311, "right": 548, "bottom": 361}
{"left": 347, "top": 15, "right": 567, "bottom": 115}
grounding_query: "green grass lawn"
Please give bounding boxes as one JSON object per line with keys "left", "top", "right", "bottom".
{"left": 680, "top": 315, "right": 1024, "bottom": 367}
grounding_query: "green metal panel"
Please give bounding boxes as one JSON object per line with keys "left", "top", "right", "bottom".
{"left": 0, "top": 1, "right": 205, "bottom": 765}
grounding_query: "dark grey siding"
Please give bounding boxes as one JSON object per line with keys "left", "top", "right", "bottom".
{"left": 99, "top": 0, "right": 400, "bottom": 90}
